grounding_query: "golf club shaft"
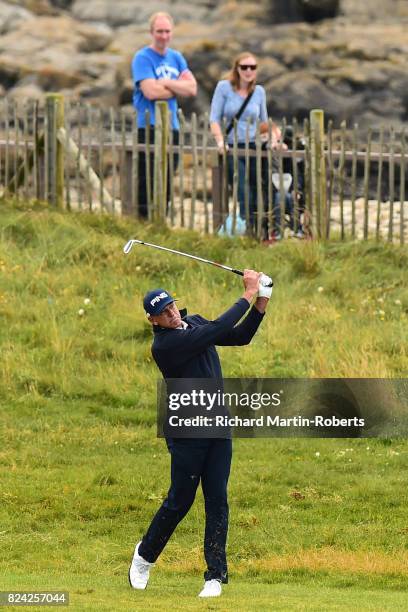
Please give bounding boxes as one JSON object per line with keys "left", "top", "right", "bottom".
{"left": 123, "top": 239, "right": 244, "bottom": 277}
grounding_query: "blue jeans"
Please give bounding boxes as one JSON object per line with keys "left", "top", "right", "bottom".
{"left": 227, "top": 143, "right": 259, "bottom": 225}
{"left": 139, "top": 437, "right": 232, "bottom": 583}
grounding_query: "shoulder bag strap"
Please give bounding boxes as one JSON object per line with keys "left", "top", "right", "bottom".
{"left": 226, "top": 90, "right": 255, "bottom": 135}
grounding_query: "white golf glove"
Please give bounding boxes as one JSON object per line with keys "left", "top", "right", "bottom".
{"left": 258, "top": 273, "right": 273, "bottom": 299}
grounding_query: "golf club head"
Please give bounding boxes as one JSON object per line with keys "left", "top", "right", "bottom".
{"left": 123, "top": 239, "right": 135, "bottom": 254}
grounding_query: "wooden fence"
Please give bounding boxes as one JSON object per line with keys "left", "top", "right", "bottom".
{"left": 0, "top": 94, "right": 406, "bottom": 243}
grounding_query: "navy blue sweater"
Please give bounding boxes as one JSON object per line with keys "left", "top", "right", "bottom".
{"left": 151, "top": 298, "right": 265, "bottom": 379}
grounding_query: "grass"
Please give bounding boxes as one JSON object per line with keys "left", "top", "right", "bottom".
{"left": 1, "top": 200, "right": 408, "bottom": 610}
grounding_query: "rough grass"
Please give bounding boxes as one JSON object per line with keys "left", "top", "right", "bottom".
{"left": 1, "top": 200, "right": 408, "bottom": 610}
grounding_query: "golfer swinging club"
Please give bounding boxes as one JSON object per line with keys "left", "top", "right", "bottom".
{"left": 129, "top": 269, "right": 272, "bottom": 598}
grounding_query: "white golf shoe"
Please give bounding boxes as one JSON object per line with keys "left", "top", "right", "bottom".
{"left": 198, "top": 579, "right": 222, "bottom": 598}
{"left": 128, "top": 541, "right": 154, "bottom": 589}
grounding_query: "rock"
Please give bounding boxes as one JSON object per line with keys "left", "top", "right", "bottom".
{"left": 75, "top": 66, "right": 123, "bottom": 107}
{"left": 76, "top": 22, "right": 113, "bottom": 53}
{"left": 0, "top": 1, "right": 32, "bottom": 34}
{"left": 8, "top": 81, "right": 45, "bottom": 101}
{"left": 267, "top": 0, "right": 340, "bottom": 23}
{"left": 49, "top": 0, "right": 73, "bottom": 8}
{"left": 119, "top": 77, "right": 133, "bottom": 105}
{"left": 107, "top": 24, "right": 151, "bottom": 61}
{"left": 72, "top": 0, "right": 170, "bottom": 28}
{"left": 173, "top": 21, "right": 223, "bottom": 46}
{"left": 367, "top": 95, "right": 404, "bottom": 120}
{"left": 341, "top": 0, "right": 408, "bottom": 21}
{"left": 0, "top": 0, "right": 407, "bottom": 130}
{"left": 10, "top": 0, "right": 60, "bottom": 15}
{"left": 265, "top": 71, "right": 362, "bottom": 122}
{"left": 297, "top": 0, "right": 340, "bottom": 22}
{"left": 72, "top": 1, "right": 211, "bottom": 28}
{"left": 0, "top": 15, "right": 121, "bottom": 89}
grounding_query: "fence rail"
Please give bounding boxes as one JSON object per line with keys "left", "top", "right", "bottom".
{"left": 0, "top": 95, "right": 407, "bottom": 244}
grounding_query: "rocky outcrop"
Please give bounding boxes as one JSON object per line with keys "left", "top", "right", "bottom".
{"left": 183, "top": 18, "right": 408, "bottom": 128}
{"left": 0, "top": 0, "right": 32, "bottom": 33}
{"left": 0, "top": 15, "right": 120, "bottom": 101}
{"left": 268, "top": 0, "right": 340, "bottom": 23}
{"left": 0, "top": 0, "right": 407, "bottom": 129}
{"left": 71, "top": 0, "right": 216, "bottom": 28}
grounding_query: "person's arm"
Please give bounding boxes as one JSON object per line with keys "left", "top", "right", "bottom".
{"left": 253, "top": 296, "right": 269, "bottom": 313}
{"left": 258, "top": 88, "right": 269, "bottom": 142}
{"left": 260, "top": 87, "right": 268, "bottom": 124}
{"left": 210, "top": 81, "right": 228, "bottom": 152}
{"left": 155, "top": 270, "right": 260, "bottom": 361}
{"left": 210, "top": 122, "right": 226, "bottom": 153}
{"left": 216, "top": 304, "right": 265, "bottom": 346}
{"left": 139, "top": 79, "right": 174, "bottom": 100}
{"left": 217, "top": 273, "right": 272, "bottom": 346}
{"left": 163, "top": 70, "right": 197, "bottom": 97}
{"left": 132, "top": 51, "right": 174, "bottom": 101}
{"left": 140, "top": 73, "right": 197, "bottom": 100}
{"left": 155, "top": 298, "right": 251, "bottom": 361}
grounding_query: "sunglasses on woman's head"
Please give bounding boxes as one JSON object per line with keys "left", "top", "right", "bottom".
{"left": 239, "top": 64, "right": 257, "bottom": 71}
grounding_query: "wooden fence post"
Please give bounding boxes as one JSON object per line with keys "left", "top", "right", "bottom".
{"left": 400, "top": 131, "right": 406, "bottom": 246}
{"left": 210, "top": 151, "right": 228, "bottom": 234}
{"left": 154, "top": 101, "right": 169, "bottom": 221}
{"left": 310, "top": 109, "right": 327, "bottom": 239}
{"left": 45, "top": 93, "right": 64, "bottom": 207}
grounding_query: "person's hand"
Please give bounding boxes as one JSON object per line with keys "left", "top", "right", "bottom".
{"left": 158, "top": 78, "right": 172, "bottom": 90}
{"left": 242, "top": 269, "right": 261, "bottom": 302}
{"left": 258, "top": 273, "right": 273, "bottom": 299}
{"left": 243, "top": 269, "right": 260, "bottom": 290}
{"left": 270, "top": 140, "right": 288, "bottom": 151}
{"left": 258, "top": 283, "right": 273, "bottom": 299}
{"left": 260, "top": 273, "right": 273, "bottom": 287}
{"left": 217, "top": 140, "right": 229, "bottom": 154}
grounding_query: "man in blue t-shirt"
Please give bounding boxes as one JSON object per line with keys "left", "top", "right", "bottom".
{"left": 131, "top": 12, "right": 197, "bottom": 217}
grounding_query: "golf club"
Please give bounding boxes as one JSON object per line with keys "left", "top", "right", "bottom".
{"left": 123, "top": 239, "right": 273, "bottom": 287}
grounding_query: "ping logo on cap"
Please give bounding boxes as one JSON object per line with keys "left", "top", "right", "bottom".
{"left": 150, "top": 292, "right": 168, "bottom": 307}
{"left": 143, "top": 288, "right": 176, "bottom": 316}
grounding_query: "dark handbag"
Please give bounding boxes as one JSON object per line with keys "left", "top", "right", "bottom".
{"left": 226, "top": 90, "right": 255, "bottom": 135}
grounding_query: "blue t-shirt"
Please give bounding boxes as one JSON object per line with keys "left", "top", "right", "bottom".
{"left": 131, "top": 46, "right": 189, "bottom": 130}
{"left": 210, "top": 80, "right": 268, "bottom": 144}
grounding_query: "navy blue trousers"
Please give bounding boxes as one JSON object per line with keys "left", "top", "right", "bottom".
{"left": 139, "top": 437, "right": 232, "bottom": 583}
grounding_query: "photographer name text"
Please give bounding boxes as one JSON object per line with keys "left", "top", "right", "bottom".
{"left": 167, "top": 415, "right": 365, "bottom": 428}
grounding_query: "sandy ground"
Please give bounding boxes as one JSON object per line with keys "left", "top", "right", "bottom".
{"left": 166, "top": 196, "right": 407, "bottom": 242}
{"left": 2, "top": 181, "right": 406, "bottom": 242}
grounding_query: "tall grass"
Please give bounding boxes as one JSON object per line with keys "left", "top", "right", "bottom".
{"left": 2, "top": 201, "right": 407, "bottom": 404}
{"left": 1, "top": 201, "right": 408, "bottom": 610}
